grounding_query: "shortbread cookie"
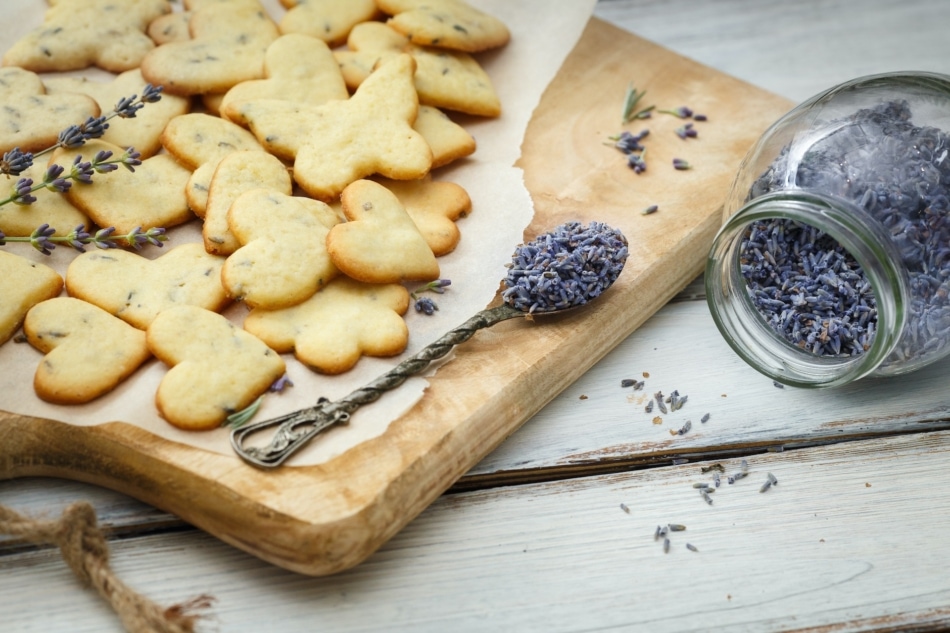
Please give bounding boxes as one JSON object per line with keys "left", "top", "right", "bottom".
{"left": 222, "top": 190, "right": 339, "bottom": 309}
{"left": 378, "top": 0, "right": 510, "bottom": 52}
{"left": 140, "top": 2, "right": 279, "bottom": 96}
{"left": 278, "top": 0, "right": 379, "bottom": 48}
{"left": 219, "top": 34, "right": 349, "bottom": 126}
{"left": 65, "top": 242, "right": 229, "bottom": 330}
{"left": 2, "top": 0, "right": 170, "bottom": 73}
{"left": 147, "top": 305, "right": 285, "bottom": 430}
{"left": 414, "top": 105, "right": 476, "bottom": 168}
{"left": 327, "top": 179, "right": 440, "bottom": 283}
{"left": 54, "top": 140, "right": 193, "bottom": 234}
{"left": 160, "top": 113, "right": 265, "bottom": 215}
{"left": 0, "top": 67, "right": 100, "bottom": 154}
{"left": 44, "top": 69, "right": 190, "bottom": 158}
{"left": 203, "top": 151, "right": 292, "bottom": 256}
{"left": 337, "top": 21, "right": 501, "bottom": 117}
{"left": 24, "top": 297, "right": 151, "bottom": 404}
{"left": 244, "top": 276, "right": 410, "bottom": 374}
{"left": 0, "top": 252, "right": 63, "bottom": 346}
{"left": 238, "top": 54, "right": 432, "bottom": 201}
{"left": 0, "top": 159, "right": 90, "bottom": 238}
{"left": 377, "top": 177, "right": 471, "bottom": 256}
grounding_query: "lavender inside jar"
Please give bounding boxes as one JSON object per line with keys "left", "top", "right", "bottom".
{"left": 708, "top": 73, "right": 950, "bottom": 387}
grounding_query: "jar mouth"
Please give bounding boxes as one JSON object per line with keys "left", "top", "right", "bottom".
{"left": 706, "top": 191, "right": 907, "bottom": 388}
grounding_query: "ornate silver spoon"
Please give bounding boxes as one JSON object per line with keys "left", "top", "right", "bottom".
{"left": 230, "top": 221, "right": 629, "bottom": 468}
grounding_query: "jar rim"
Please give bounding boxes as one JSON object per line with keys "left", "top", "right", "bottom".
{"left": 705, "top": 190, "right": 908, "bottom": 388}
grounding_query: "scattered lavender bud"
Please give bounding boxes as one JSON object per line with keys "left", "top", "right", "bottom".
{"left": 760, "top": 479, "right": 773, "bottom": 493}
{"left": 768, "top": 472, "right": 778, "bottom": 485}
{"left": 645, "top": 399, "right": 654, "bottom": 413}
{"left": 700, "top": 413, "right": 710, "bottom": 423}
{"left": 641, "top": 204, "right": 659, "bottom": 215}
{"left": 693, "top": 114, "right": 708, "bottom": 121}
{"left": 672, "top": 158, "right": 692, "bottom": 170}
{"left": 621, "top": 378, "right": 636, "bottom": 387}
{"left": 502, "top": 221, "right": 628, "bottom": 314}
{"left": 663, "top": 537, "right": 671, "bottom": 553}
{"left": 772, "top": 380, "right": 785, "bottom": 389}
{"left": 620, "top": 503, "right": 630, "bottom": 514}
{"left": 686, "top": 543, "right": 699, "bottom": 552}
{"left": 668, "top": 523, "right": 686, "bottom": 531}
{"left": 414, "top": 296, "right": 438, "bottom": 315}
{"left": 660, "top": 106, "right": 694, "bottom": 119}
{"left": 627, "top": 151, "right": 647, "bottom": 173}
{"left": 675, "top": 123, "right": 698, "bottom": 139}
{"left": 269, "top": 373, "right": 294, "bottom": 392}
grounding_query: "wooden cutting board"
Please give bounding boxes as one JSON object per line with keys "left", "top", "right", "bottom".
{"left": 0, "top": 18, "right": 792, "bottom": 575}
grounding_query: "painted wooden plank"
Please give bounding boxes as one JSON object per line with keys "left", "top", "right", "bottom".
{"left": 469, "top": 299, "right": 950, "bottom": 479}
{"left": 4, "top": 431, "right": 950, "bottom": 633}
{"left": 594, "top": 0, "right": 950, "bottom": 102}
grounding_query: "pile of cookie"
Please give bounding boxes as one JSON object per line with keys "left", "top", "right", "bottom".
{"left": 0, "top": 0, "right": 509, "bottom": 430}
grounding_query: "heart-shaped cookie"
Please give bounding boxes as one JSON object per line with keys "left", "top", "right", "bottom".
{"left": 278, "top": 0, "right": 379, "bottom": 48}
{"left": 24, "top": 297, "right": 151, "bottom": 404}
{"left": 140, "top": 2, "right": 279, "bottom": 96}
{"left": 219, "top": 34, "right": 349, "bottom": 126}
{"left": 2, "top": 0, "right": 170, "bottom": 73}
{"left": 327, "top": 179, "right": 440, "bottom": 283}
{"left": 0, "top": 67, "right": 99, "bottom": 154}
{"left": 375, "top": 177, "right": 471, "bottom": 256}
{"left": 55, "top": 140, "right": 193, "bottom": 235}
{"left": 203, "top": 151, "right": 292, "bottom": 256}
{"left": 0, "top": 252, "right": 63, "bottom": 346}
{"left": 222, "top": 189, "right": 340, "bottom": 309}
{"left": 243, "top": 276, "right": 409, "bottom": 375}
{"left": 65, "top": 242, "right": 230, "bottom": 330}
{"left": 147, "top": 305, "right": 285, "bottom": 430}
{"left": 161, "top": 113, "right": 266, "bottom": 216}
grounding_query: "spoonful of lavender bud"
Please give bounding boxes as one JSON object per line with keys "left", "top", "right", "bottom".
{"left": 231, "top": 221, "right": 629, "bottom": 468}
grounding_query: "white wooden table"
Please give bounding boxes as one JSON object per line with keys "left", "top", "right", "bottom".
{"left": 4, "top": 1, "right": 950, "bottom": 631}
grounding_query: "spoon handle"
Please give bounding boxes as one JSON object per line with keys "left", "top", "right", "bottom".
{"left": 230, "top": 304, "right": 523, "bottom": 468}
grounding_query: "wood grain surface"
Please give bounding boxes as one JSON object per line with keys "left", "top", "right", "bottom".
{"left": 0, "top": 17, "right": 792, "bottom": 575}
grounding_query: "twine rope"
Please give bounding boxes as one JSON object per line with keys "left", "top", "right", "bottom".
{"left": 0, "top": 501, "right": 214, "bottom": 633}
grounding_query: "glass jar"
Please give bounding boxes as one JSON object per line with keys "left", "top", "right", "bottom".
{"left": 706, "top": 71, "right": 950, "bottom": 387}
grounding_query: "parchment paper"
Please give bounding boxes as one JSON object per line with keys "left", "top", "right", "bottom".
{"left": 0, "top": 0, "right": 597, "bottom": 465}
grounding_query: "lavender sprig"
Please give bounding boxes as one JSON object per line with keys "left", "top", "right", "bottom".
{"left": 0, "top": 225, "right": 167, "bottom": 255}
{"left": 621, "top": 84, "right": 653, "bottom": 123}
{"left": 0, "top": 147, "right": 141, "bottom": 207}
{"left": 27, "top": 84, "right": 163, "bottom": 162}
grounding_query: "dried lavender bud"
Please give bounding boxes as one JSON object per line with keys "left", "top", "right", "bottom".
{"left": 1, "top": 148, "right": 33, "bottom": 176}
{"left": 675, "top": 123, "right": 698, "bottom": 140}
{"left": 11, "top": 177, "right": 37, "bottom": 205}
{"left": 43, "top": 164, "right": 71, "bottom": 194}
{"left": 693, "top": 114, "right": 708, "bottom": 122}
{"left": 120, "top": 147, "right": 143, "bottom": 172}
{"left": 672, "top": 158, "right": 691, "bottom": 170}
{"left": 269, "top": 373, "right": 294, "bottom": 393}
{"left": 502, "top": 221, "right": 628, "bottom": 314}
{"left": 642, "top": 204, "right": 659, "bottom": 215}
{"left": 627, "top": 152, "right": 647, "bottom": 173}
{"left": 660, "top": 106, "right": 694, "bottom": 119}
{"left": 79, "top": 115, "right": 109, "bottom": 140}
{"left": 57, "top": 124, "right": 85, "bottom": 149}
{"left": 30, "top": 223, "right": 57, "bottom": 255}
{"left": 70, "top": 155, "right": 95, "bottom": 184}
{"left": 620, "top": 378, "right": 636, "bottom": 387}
{"left": 414, "top": 296, "right": 438, "bottom": 315}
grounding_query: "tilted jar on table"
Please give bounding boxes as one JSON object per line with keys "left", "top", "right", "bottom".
{"left": 706, "top": 71, "right": 950, "bottom": 387}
